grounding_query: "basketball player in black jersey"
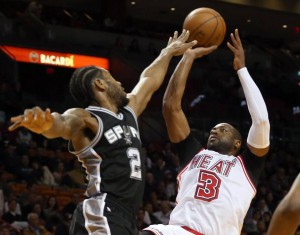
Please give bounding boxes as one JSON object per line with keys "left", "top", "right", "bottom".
{"left": 142, "top": 29, "right": 270, "bottom": 235}
{"left": 8, "top": 30, "right": 197, "bottom": 235}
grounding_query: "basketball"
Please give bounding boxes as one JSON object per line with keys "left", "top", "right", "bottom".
{"left": 183, "top": 7, "right": 226, "bottom": 47}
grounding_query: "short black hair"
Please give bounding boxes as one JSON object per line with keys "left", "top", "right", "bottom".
{"left": 69, "top": 66, "right": 103, "bottom": 107}
{"left": 231, "top": 125, "right": 242, "bottom": 142}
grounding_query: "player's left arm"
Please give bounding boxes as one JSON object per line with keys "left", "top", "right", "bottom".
{"left": 127, "top": 30, "right": 197, "bottom": 117}
{"left": 267, "top": 173, "right": 300, "bottom": 235}
{"left": 227, "top": 29, "right": 270, "bottom": 157}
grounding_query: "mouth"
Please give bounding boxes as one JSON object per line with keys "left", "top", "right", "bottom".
{"left": 209, "top": 136, "right": 218, "bottom": 141}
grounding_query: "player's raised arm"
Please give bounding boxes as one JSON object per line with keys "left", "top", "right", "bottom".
{"left": 127, "top": 30, "right": 197, "bottom": 117}
{"left": 8, "top": 106, "right": 93, "bottom": 143}
{"left": 227, "top": 29, "right": 270, "bottom": 157}
{"left": 163, "top": 45, "right": 217, "bottom": 143}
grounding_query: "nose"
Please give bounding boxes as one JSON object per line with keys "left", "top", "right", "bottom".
{"left": 210, "top": 130, "right": 216, "bottom": 136}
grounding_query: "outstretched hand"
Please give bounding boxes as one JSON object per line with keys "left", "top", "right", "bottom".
{"left": 8, "top": 107, "right": 54, "bottom": 134}
{"left": 227, "top": 29, "right": 246, "bottom": 71}
{"left": 184, "top": 45, "right": 218, "bottom": 60}
{"left": 166, "top": 29, "right": 197, "bottom": 56}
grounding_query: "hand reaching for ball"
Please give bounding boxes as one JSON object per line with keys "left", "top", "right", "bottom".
{"left": 166, "top": 29, "right": 197, "bottom": 56}
{"left": 227, "top": 29, "right": 246, "bottom": 71}
{"left": 184, "top": 45, "right": 218, "bottom": 60}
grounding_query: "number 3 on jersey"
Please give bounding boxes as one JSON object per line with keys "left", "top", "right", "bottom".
{"left": 194, "top": 170, "right": 221, "bottom": 202}
{"left": 127, "top": 148, "right": 142, "bottom": 180}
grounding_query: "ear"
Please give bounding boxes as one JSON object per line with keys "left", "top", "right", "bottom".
{"left": 94, "top": 79, "right": 106, "bottom": 91}
{"left": 234, "top": 139, "right": 241, "bottom": 150}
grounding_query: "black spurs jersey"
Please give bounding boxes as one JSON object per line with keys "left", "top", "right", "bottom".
{"left": 69, "top": 105, "right": 145, "bottom": 212}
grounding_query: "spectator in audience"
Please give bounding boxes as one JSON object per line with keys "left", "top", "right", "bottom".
{"left": 1, "top": 143, "right": 19, "bottom": 176}
{"left": 64, "top": 159, "right": 85, "bottom": 188}
{"left": 152, "top": 200, "right": 172, "bottom": 225}
{"left": 244, "top": 209, "right": 262, "bottom": 234}
{"left": 52, "top": 161, "right": 66, "bottom": 187}
{"left": 16, "top": 128, "right": 32, "bottom": 148}
{"left": 2, "top": 198, "right": 23, "bottom": 224}
{"left": 62, "top": 194, "right": 81, "bottom": 217}
{"left": 30, "top": 159, "right": 56, "bottom": 186}
{"left": 54, "top": 212, "right": 72, "bottom": 235}
{"left": 43, "top": 196, "right": 61, "bottom": 221}
{"left": 14, "top": 1, "right": 46, "bottom": 41}
{"left": 0, "top": 224, "right": 19, "bottom": 235}
{"left": 143, "top": 202, "right": 160, "bottom": 225}
{"left": 22, "top": 212, "right": 52, "bottom": 235}
{"left": 17, "top": 155, "right": 34, "bottom": 184}
{"left": 29, "top": 202, "right": 46, "bottom": 226}
{"left": 143, "top": 171, "right": 156, "bottom": 203}
{"left": 136, "top": 208, "right": 150, "bottom": 232}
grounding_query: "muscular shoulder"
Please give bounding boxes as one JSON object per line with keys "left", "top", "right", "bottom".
{"left": 63, "top": 108, "right": 91, "bottom": 117}
{"left": 62, "top": 108, "right": 99, "bottom": 134}
{"left": 126, "top": 93, "right": 138, "bottom": 116}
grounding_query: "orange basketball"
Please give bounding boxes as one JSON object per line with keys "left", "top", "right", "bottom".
{"left": 183, "top": 7, "right": 226, "bottom": 47}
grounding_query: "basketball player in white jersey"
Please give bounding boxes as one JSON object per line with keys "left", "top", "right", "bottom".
{"left": 142, "top": 29, "right": 270, "bottom": 235}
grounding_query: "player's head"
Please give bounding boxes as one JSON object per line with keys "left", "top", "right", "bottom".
{"left": 69, "top": 66, "right": 129, "bottom": 109}
{"left": 207, "top": 123, "right": 242, "bottom": 156}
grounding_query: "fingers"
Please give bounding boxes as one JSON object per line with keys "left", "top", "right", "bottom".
{"left": 45, "top": 108, "right": 52, "bottom": 121}
{"left": 8, "top": 107, "right": 50, "bottom": 132}
{"left": 203, "top": 45, "right": 218, "bottom": 55}
{"left": 227, "top": 28, "right": 240, "bottom": 52}
{"left": 8, "top": 121, "right": 22, "bottom": 131}
{"left": 234, "top": 28, "right": 241, "bottom": 44}
{"left": 227, "top": 41, "right": 235, "bottom": 52}
{"left": 168, "top": 30, "right": 180, "bottom": 45}
{"left": 168, "top": 29, "right": 189, "bottom": 45}
{"left": 178, "top": 29, "right": 189, "bottom": 42}
{"left": 9, "top": 115, "right": 25, "bottom": 131}
{"left": 229, "top": 28, "right": 241, "bottom": 48}
{"left": 207, "top": 45, "right": 218, "bottom": 51}
{"left": 187, "top": 40, "right": 197, "bottom": 48}
{"left": 168, "top": 36, "right": 172, "bottom": 46}
{"left": 32, "top": 107, "right": 45, "bottom": 122}
{"left": 173, "top": 31, "right": 179, "bottom": 40}
{"left": 24, "top": 108, "right": 34, "bottom": 123}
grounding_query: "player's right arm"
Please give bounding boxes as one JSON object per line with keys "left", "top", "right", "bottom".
{"left": 127, "top": 30, "right": 197, "bottom": 117}
{"left": 163, "top": 45, "right": 217, "bottom": 143}
{"left": 8, "top": 106, "right": 95, "bottom": 142}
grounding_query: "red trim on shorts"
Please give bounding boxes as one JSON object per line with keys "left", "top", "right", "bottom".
{"left": 181, "top": 226, "right": 204, "bottom": 235}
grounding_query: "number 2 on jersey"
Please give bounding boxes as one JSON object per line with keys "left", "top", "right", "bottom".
{"left": 194, "top": 170, "right": 221, "bottom": 202}
{"left": 127, "top": 148, "right": 142, "bottom": 180}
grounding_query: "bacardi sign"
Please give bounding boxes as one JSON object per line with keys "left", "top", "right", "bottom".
{"left": 0, "top": 45, "right": 109, "bottom": 69}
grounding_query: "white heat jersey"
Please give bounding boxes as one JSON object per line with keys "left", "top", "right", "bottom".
{"left": 169, "top": 149, "right": 256, "bottom": 235}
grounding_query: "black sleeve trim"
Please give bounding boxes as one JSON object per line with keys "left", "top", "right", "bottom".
{"left": 173, "top": 133, "right": 202, "bottom": 169}
{"left": 240, "top": 148, "right": 267, "bottom": 187}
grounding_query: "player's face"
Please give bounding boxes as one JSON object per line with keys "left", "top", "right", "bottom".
{"left": 102, "top": 70, "right": 129, "bottom": 109}
{"left": 207, "top": 123, "right": 236, "bottom": 155}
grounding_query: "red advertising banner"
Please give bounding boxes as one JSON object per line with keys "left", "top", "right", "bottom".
{"left": 0, "top": 45, "right": 110, "bottom": 69}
